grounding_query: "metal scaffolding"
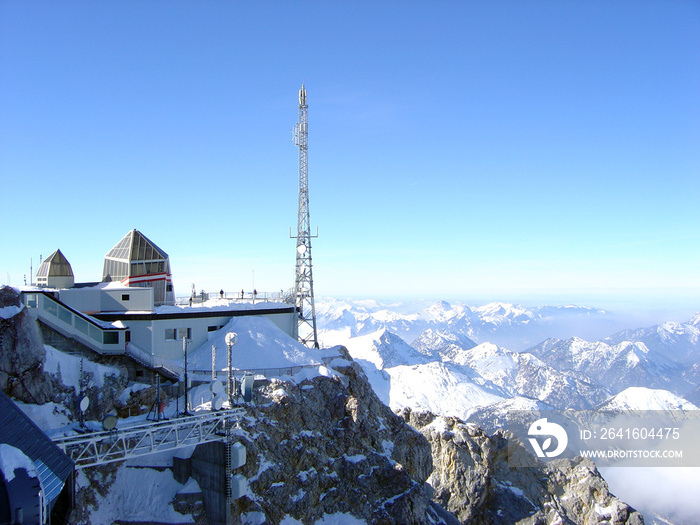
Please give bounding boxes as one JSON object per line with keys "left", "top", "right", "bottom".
{"left": 52, "top": 409, "right": 245, "bottom": 469}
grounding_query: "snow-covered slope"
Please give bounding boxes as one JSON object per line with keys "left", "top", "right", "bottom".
{"left": 189, "top": 315, "right": 323, "bottom": 372}
{"left": 596, "top": 387, "right": 699, "bottom": 412}
{"left": 411, "top": 328, "right": 477, "bottom": 361}
{"left": 342, "top": 328, "right": 434, "bottom": 370}
{"left": 465, "top": 396, "right": 556, "bottom": 433}
{"left": 342, "top": 327, "right": 609, "bottom": 417}
{"left": 384, "top": 361, "right": 506, "bottom": 420}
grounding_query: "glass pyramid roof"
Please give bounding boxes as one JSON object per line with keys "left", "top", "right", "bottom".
{"left": 36, "top": 249, "right": 74, "bottom": 278}
{"left": 105, "top": 229, "right": 169, "bottom": 263}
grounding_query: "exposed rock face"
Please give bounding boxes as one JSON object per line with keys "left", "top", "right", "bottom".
{"left": 402, "top": 409, "right": 645, "bottom": 525}
{"left": 229, "top": 357, "right": 443, "bottom": 524}
{"left": 0, "top": 286, "right": 56, "bottom": 403}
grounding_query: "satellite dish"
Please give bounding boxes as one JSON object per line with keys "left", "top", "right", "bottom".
{"left": 297, "top": 244, "right": 307, "bottom": 254}
{"left": 241, "top": 374, "right": 254, "bottom": 403}
{"left": 210, "top": 380, "right": 224, "bottom": 394}
{"left": 212, "top": 396, "right": 224, "bottom": 411}
{"left": 225, "top": 332, "right": 238, "bottom": 346}
{"left": 79, "top": 395, "right": 90, "bottom": 412}
{"left": 102, "top": 414, "right": 118, "bottom": 431}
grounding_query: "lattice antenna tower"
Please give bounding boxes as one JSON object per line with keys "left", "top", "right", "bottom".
{"left": 291, "top": 84, "right": 319, "bottom": 348}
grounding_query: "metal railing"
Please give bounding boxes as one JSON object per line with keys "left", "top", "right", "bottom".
{"left": 21, "top": 291, "right": 125, "bottom": 355}
{"left": 176, "top": 289, "right": 294, "bottom": 306}
{"left": 126, "top": 343, "right": 183, "bottom": 379}
{"left": 191, "top": 354, "right": 342, "bottom": 382}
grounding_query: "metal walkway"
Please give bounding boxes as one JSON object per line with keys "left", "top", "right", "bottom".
{"left": 52, "top": 409, "right": 245, "bottom": 469}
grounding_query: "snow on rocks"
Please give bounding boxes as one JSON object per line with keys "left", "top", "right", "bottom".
{"left": 44, "top": 345, "right": 121, "bottom": 389}
{"left": 0, "top": 304, "right": 23, "bottom": 319}
{"left": 78, "top": 464, "right": 196, "bottom": 524}
{"left": 384, "top": 361, "right": 505, "bottom": 420}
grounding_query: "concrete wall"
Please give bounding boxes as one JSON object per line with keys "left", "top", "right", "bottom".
{"left": 59, "top": 288, "right": 102, "bottom": 313}
{"left": 59, "top": 286, "right": 153, "bottom": 314}
{"left": 125, "top": 321, "right": 154, "bottom": 356}
{"left": 46, "top": 275, "right": 74, "bottom": 289}
{"left": 101, "top": 287, "right": 153, "bottom": 312}
{"left": 191, "top": 441, "right": 227, "bottom": 525}
{"left": 153, "top": 315, "right": 233, "bottom": 361}
{"left": 267, "top": 310, "right": 298, "bottom": 341}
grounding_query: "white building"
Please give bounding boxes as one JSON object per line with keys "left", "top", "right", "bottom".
{"left": 102, "top": 229, "right": 175, "bottom": 307}
{"left": 22, "top": 229, "right": 298, "bottom": 374}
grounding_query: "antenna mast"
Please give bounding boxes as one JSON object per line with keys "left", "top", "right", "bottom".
{"left": 291, "top": 84, "right": 319, "bottom": 348}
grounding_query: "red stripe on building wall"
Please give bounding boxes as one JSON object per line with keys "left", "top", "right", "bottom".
{"left": 121, "top": 273, "right": 172, "bottom": 285}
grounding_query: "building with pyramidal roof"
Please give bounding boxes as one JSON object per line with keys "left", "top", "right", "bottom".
{"left": 102, "top": 229, "right": 174, "bottom": 306}
{"left": 35, "top": 249, "right": 75, "bottom": 289}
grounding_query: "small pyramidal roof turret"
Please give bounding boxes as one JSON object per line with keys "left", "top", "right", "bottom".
{"left": 36, "top": 249, "right": 74, "bottom": 289}
{"left": 102, "top": 229, "right": 174, "bottom": 306}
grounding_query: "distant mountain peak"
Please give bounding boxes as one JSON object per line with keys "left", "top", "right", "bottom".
{"left": 344, "top": 328, "right": 432, "bottom": 370}
{"left": 412, "top": 329, "right": 477, "bottom": 351}
{"left": 597, "top": 387, "right": 699, "bottom": 412}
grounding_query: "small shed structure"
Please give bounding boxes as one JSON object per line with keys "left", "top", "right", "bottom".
{"left": 0, "top": 390, "right": 74, "bottom": 524}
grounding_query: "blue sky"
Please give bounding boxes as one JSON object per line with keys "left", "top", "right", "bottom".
{"left": 1, "top": 1, "right": 699, "bottom": 316}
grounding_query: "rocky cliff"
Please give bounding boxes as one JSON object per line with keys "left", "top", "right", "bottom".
{"left": 402, "top": 409, "right": 644, "bottom": 525}
{"left": 198, "top": 354, "right": 644, "bottom": 524}
{"left": 0, "top": 286, "right": 56, "bottom": 403}
{"left": 227, "top": 356, "right": 445, "bottom": 524}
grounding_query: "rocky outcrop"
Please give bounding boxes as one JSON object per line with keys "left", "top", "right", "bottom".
{"left": 228, "top": 357, "right": 443, "bottom": 524}
{"left": 0, "top": 286, "right": 56, "bottom": 403}
{"left": 402, "top": 409, "right": 645, "bottom": 524}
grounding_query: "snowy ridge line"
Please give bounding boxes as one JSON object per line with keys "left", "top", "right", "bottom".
{"left": 52, "top": 409, "right": 245, "bottom": 469}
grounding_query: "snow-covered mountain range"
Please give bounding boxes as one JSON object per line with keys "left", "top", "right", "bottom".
{"left": 317, "top": 298, "right": 700, "bottom": 418}
{"left": 317, "top": 298, "right": 616, "bottom": 351}
{"left": 317, "top": 298, "right": 700, "bottom": 524}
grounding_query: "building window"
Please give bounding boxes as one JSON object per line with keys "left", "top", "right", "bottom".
{"left": 165, "top": 328, "right": 191, "bottom": 341}
{"left": 58, "top": 306, "right": 72, "bottom": 325}
{"left": 103, "top": 332, "right": 119, "bottom": 345}
{"left": 122, "top": 294, "right": 130, "bottom": 301}
{"left": 75, "top": 316, "right": 89, "bottom": 335}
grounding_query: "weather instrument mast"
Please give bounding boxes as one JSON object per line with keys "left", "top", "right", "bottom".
{"left": 291, "top": 84, "right": 319, "bottom": 348}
